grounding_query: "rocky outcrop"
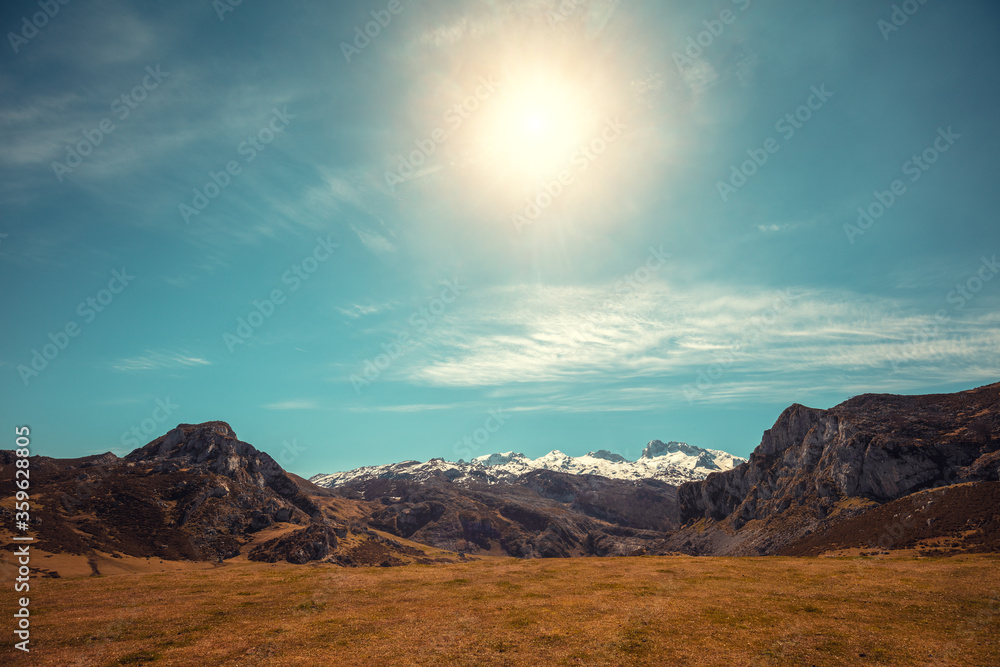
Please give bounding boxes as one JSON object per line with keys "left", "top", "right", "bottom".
{"left": 248, "top": 525, "right": 339, "bottom": 564}
{"left": 127, "top": 422, "right": 302, "bottom": 501}
{"left": 670, "top": 383, "right": 1000, "bottom": 555}
{"left": 125, "top": 421, "right": 320, "bottom": 525}
{"left": 370, "top": 501, "right": 446, "bottom": 538}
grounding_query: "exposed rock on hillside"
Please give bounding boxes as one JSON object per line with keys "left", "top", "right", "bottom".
{"left": 125, "top": 421, "right": 319, "bottom": 522}
{"left": 669, "top": 383, "right": 1000, "bottom": 555}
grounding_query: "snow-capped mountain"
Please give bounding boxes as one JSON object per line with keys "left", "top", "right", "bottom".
{"left": 309, "top": 440, "right": 747, "bottom": 488}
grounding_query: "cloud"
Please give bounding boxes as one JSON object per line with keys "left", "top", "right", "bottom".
{"left": 419, "top": 15, "right": 498, "bottom": 48}
{"left": 337, "top": 302, "right": 396, "bottom": 319}
{"left": 415, "top": 0, "right": 622, "bottom": 48}
{"left": 757, "top": 223, "right": 797, "bottom": 233}
{"left": 262, "top": 400, "right": 320, "bottom": 410}
{"left": 676, "top": 58, "right": 718, "bottom": 100}
{"left": 353, "top": 226, "right": 396, "bottom": 254}
{"left": 347, "top": 403, "right": 462, "bottom": 413}
{"left": 95, "top": 397, "right": 145, "bottom": 407}
{"left": 386, "top": 281, "right": 1000, "bottom": 405}
{"left": 111, "top": 350, "right": 212, "bottom": 372}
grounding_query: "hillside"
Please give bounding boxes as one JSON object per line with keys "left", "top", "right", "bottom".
{"left": 0, "top": 422, "right": 451, "bottom": 568}
{"left": 334, "top": 470, "right": 679, "bottom": 558}
{"left": 668, "top": 382, "right": 1000, "bottom": 556}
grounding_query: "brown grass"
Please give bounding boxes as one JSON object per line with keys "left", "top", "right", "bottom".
{"left": 2, "top": 554, "right": 999, "bottom": 666}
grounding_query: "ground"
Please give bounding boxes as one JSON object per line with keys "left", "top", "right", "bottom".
{"left": 2, "top": 553, "right": 998, "bottom": 666}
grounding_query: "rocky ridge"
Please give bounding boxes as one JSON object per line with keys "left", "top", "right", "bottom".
{"left": 669, "top": 382, "right": 1000, "bottom": 555}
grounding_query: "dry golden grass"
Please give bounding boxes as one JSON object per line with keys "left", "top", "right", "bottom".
{"left": 3, "top": 554, "right": 999, "bottom": 666}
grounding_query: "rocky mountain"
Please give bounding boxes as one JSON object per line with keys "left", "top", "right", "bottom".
{"left": 668, "top": 382, "right": 1000, "bottom": 556}
{"left": 310, "top": 440, "right": 746, "bottom": 488}
{"left": 0, "top": 422, "right": 450, "bottom": 568}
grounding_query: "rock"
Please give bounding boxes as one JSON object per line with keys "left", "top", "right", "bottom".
{"left": 248, "top": 525, "right": 338, "bottom": 564}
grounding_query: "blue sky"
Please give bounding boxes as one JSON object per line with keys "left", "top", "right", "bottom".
{"left": 2, "top": 0, "right": 998, "bottom": 477}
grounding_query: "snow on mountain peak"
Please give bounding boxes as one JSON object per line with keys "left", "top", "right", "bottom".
{"left": 472, "top": 451, "right": 526, "bottom": 466}
{"left": 310, "top": 441, "right": 748, "bottom": 489}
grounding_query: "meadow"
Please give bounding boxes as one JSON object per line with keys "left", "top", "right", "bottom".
{"left": 3, "top": 554, "right": 998, "bottom": 666}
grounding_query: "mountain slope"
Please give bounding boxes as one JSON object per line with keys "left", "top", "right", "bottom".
{"left": 310, "top": 440, "right": 746, "bottom": 488}
{"left": 667, "top": 382, "right": 1000, "bottom": 556}
{"left": 0, "top": 422, "right": 453, "bottom": 567}
{"left": 333, "top": 469, "right": 679, "bottom": 558}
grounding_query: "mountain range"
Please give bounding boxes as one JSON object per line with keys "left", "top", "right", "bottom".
{"left": 309, "top": 440, "right": 746, "bottom": 488}
{"left": 2, "top": 382, "right": 997, "bottom": 570}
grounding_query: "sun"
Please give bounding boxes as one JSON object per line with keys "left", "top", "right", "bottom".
{"left": 475, "top": 74, "right": 599, "bottom": 180}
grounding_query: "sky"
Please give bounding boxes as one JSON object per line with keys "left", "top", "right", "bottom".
{"left": 1, "top": 0, "right": 999, "bottom": 478}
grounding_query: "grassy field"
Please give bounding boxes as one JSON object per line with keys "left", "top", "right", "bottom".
{"left": 3, "top": 554, "right": 999, "bottom": 666}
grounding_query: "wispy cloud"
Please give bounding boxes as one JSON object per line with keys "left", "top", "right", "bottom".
{"left": 353, "top": 226, "right": 396, "bottom": 254}
{"left": 337, "top": 302, "right": 396, "bottom": 319}
{"left": 94, "top": 397, "right": 145, "bottom": 407}
{"left": 676, "top": 59, "right": 718, "bottom": 100}
{"left": 111, "top": 350, "right": 212, "bottom": 372}
{"left": 387, "top": 282, "right": 1000, "bottom": 405}
{"left": 757, "top": 223, "right": 797, "bottom": 234}
{"left": 347, "top": 403, "right": 463, "bottom": 413}
{"left": 262, "top": 399, "right": 320, "bottom": 410}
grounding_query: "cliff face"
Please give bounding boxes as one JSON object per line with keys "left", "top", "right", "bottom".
{"left": 671, "top": 383, "right": 1000, "bottom": 555}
